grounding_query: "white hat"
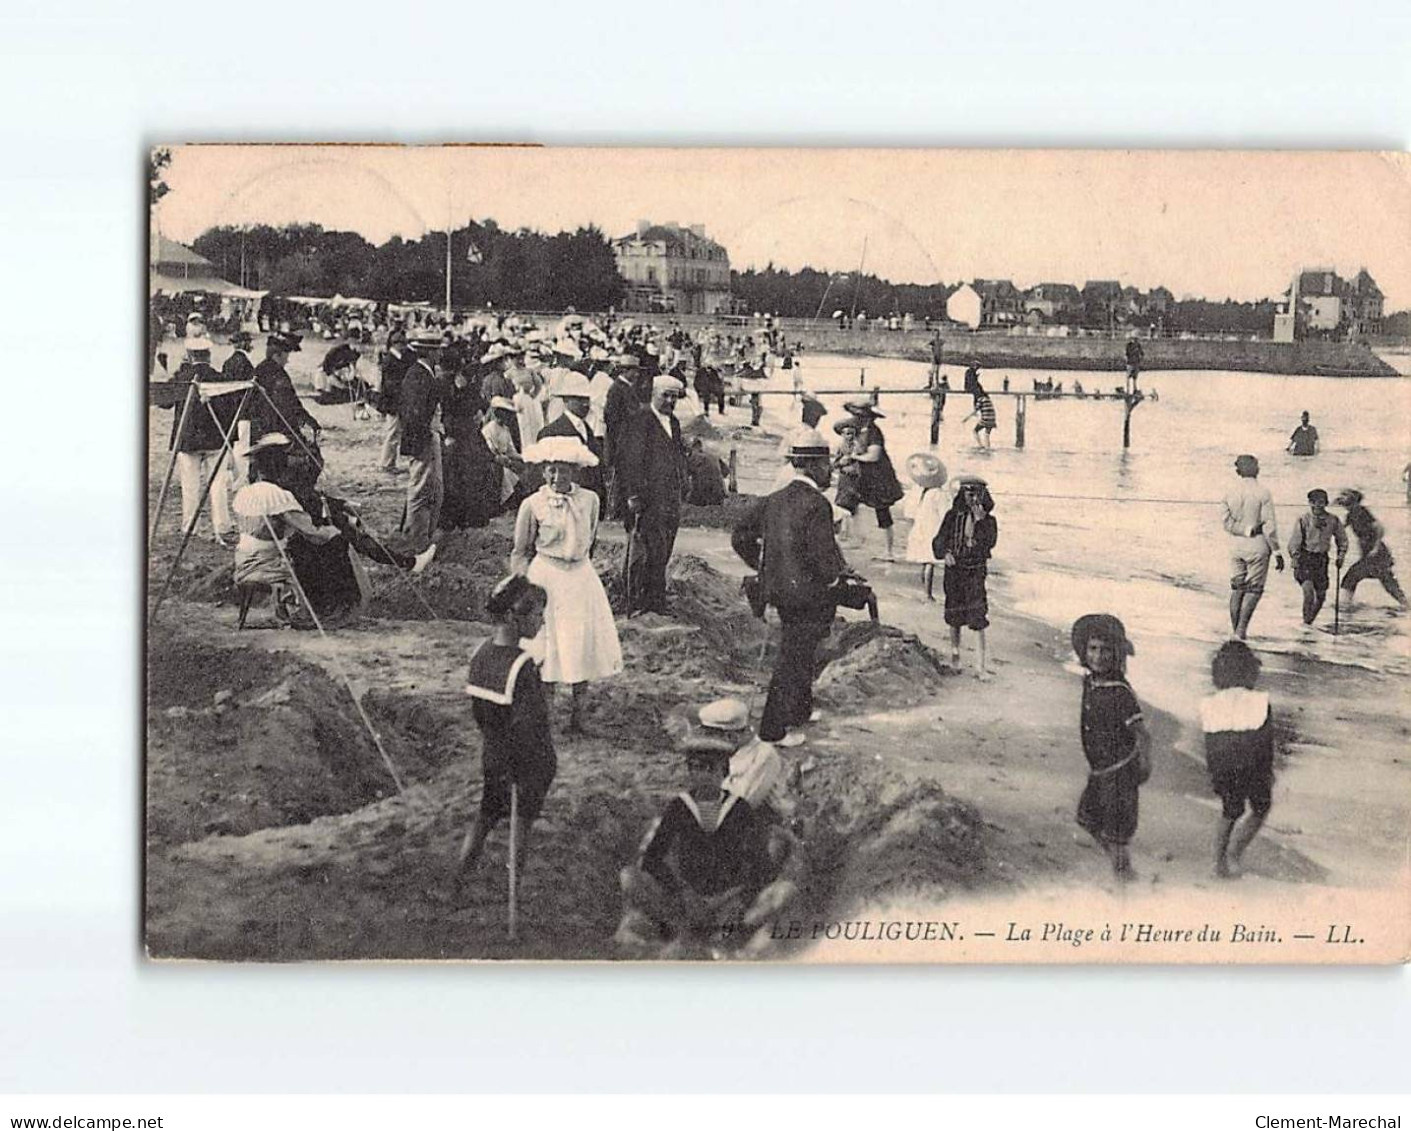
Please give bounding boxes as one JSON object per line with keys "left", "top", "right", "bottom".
{"left": 554, "top": 338, "right": 582, "bottom": 359}
{"left": 522, "top": 436, "right": 599, "bottom": 467}
{"left": 905, "top": 452, "right": 948, "bottom": 490}
{"left": 588, "top": 345, "right": 609, "bottom": 360}
{"left": 698, "top": 697, "right": 750, "bottom": 731}
{"left": 652, "top": 375, "right": 686, "bottom": 395}
{"left": 786, "top": 427, "right": 831, "bottom": 460}
{"left": 556, "top": 371, "right": 593, "bottom": 399}
{"left": 489, "top": 396, "right": 517, "bottom": 413}
{"left": 236, "top": 432, "right": 290, "bottom": 458}
{"left": 184, "top": 337, "right": 214, "bottom": 355}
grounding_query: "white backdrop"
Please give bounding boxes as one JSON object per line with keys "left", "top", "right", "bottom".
{"left": 0, "top": 0, "right": 1408, "bottom": 1094}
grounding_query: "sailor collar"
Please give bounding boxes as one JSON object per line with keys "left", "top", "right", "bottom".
{"left": 465, "top": 642, "right": 534, "bottom": 706}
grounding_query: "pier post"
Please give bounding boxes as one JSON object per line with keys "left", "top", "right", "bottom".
{"left": 859, "top": 367, "right": 866, "bottom": 389}
{"left": 728, "top": 447, "right": 738, "bottom": 494}
{"left": 1122, "top": 396, "right": 1133, "bottom": 449}
{"left": 1015, "top": 394, "right": 1027, "bottom": 449}
{"left": 929, "top": 389, "right": 942, "bottom": 446}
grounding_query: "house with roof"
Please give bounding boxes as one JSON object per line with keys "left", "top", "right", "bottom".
{"left": 972, "top": 279, "right": 1025, "bottom": 327}
{"left": 1023, "top": 283, "right": 1081, "bottom": 323}
{"left": 1293, "top": 268, "right": 1345, "bottom": 332}
{"left": 1344, "top": 268, "right": 1384, "bottom": 335}
{"left": 1081, "top": 280, "right": 1125, "bottom": 328}
{"left": 612, "top": 221, "right": 732, "bottom": 315}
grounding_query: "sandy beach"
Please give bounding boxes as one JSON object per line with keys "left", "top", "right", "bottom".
{"left": 143, "top": 344, "right": 1409, "bottom": 962}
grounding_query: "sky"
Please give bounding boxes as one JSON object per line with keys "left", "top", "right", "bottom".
{"left": 156, "top": 146, "right": 1411, "bottom": 308}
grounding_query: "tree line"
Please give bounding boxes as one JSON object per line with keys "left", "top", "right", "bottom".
{"left": 191, "top": 221, "right": 625, "bottom": 312}
{"left": 186, "top": 221, "right": 1334, "bottom": 338}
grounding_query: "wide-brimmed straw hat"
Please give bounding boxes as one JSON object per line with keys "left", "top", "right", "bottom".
{"left": 842, "top": 400, "right": 884, "bottom": 419}
{"left": 521, "top": 436, "right": 599, "bottom": 467}
{"left": 236, "top": 432, "right": 290, "bottom": 459}
{"left": 906, "top": 452, "right": 948, "bottom": 490}
{"left": 1071, "top": 613, "right": 1135, "bottom": 659}
{"left": 556, "top": 372, "right": 593, "bottom": 399}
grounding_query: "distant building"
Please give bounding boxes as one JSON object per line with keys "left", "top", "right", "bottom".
{"left": 1146, "top": 286, "right": 1174, "bottom": 317}
{"left": 1279, "top": 267, "right": 1384, "bottom": 339}
{"left": 945, "top": 283, "right": 982, "bottom": 329}
{"left": 1023, "top": 282, "right": 1081, "bottom": 322}
{"left": 1081, "top": 280, "right": 1124, "bottom": 328}
{"left": 971, "top": 279, "right": 1025, "bottom": 327}
{"left": 150, "top": 232, "right": 218, "bottom": 283}
{"left": 1295, "top": 268, "right": 1344, "bottom": 332}
{"left": 612, "top": 221, "right": 732, "bottom": 315}
{"left": 1345, "top": 268, "right": 1384, "bottom": 335}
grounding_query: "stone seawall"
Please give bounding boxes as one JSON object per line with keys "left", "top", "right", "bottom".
{"left": 781, "top": 328, "right": 1400, "bottom": 378}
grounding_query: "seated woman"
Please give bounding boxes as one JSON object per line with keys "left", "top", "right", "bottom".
{"left": 233, "top": 433, "right": 435, "bottom": 626}
{"left": 232, "top": 434, "right": 338, "bottom": 626}
{"left": 511, "top": 436, "right": 623, "bottom": 733}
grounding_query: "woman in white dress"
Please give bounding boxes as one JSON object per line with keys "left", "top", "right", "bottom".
{"left": 511, "top": 435, "right": 624, "bottom": 733}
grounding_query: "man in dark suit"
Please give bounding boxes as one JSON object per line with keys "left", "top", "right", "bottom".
{"left": 398, "top": 339, "right": 444, "bottom": 550}
{"left": 377, "top": 327, "right": 412, "bottom": 472}
{"left": 602, "top": 356, "right": 646, "bottom": 519}
{"left": 250, "top": 332, "right": 322, "bottom": 502}
{"left": 731, "top": 428, "right": 847, "bottom": 748}
{"left": 221, "top": 330, "right": 257, "bottom": 481}
{"left": 618, "top": 374, "right": 688, "bottom": 614}
{"left": 534, "top": 370, "right": 605, "bottom": 504}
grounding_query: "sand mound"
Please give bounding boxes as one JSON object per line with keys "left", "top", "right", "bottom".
{"left": 146, "top": 632, "right": 456, "bottom": 848}
{"left": 681, "top": 414, "right": 723, "bottom": 442}
{"left": 680, "top": 493, "right": 760, "bottom": 530}
{"left": 363, "top": 526, "right": 515, "bottom": 622}
{"left": 815, "top": 622, "right": 950, "bottom": 709}
{"left": 828, "top": 782, "right": 990, "bottom": 907}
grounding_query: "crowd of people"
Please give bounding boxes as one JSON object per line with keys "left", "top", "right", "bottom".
{"left": 155, "top": 310, "right": 1406, "bottom": 950}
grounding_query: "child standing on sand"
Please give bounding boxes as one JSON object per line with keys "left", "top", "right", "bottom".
{"left": 933, "top": 475, "right": 998, "bottom": 678}
{"left": 1071, "top": 614, "right": 1153, "bottom": 882}
{"left": 903, "top": 453, "right": 949, "bottom": 601}
{"left": 1200, "top": 640, "right": 1274, "bottom": 879}
{"left": 451, "top": 575, "right": 557, "bottom": 902}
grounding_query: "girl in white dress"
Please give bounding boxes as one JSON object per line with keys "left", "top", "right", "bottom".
{"left": 511, "top": 435, "right": 624, "bottom": 733}
{"left": 902, "top": 453, "right": 949, "bottom": 601}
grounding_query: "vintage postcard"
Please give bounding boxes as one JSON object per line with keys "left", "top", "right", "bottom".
{"left": 144, "top": 146, "right": 1410, "bottom": 963}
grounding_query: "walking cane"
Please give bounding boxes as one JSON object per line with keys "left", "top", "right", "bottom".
{"left": 1333, "top": 561, "right": 1342, "bottom": 636}
{"left": 507, "top": 783, "right": 519, "bottom": 942}
{"left": 622, "top": 519, "right": 638, "bottom": 615}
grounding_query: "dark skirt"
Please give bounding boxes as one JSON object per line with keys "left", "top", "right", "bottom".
{"left": 286, "top": 535, "right": 363, "bottom": 617}
{"left": 942, "top": 565, "right": 989, "bottom": 630}
{"left": 857, "top": 451, "right": 904, "bottom": 509}
{"left": 442, "top": 432, "right": 499, "bottom": 529}
{"left": 1076, "top": 761, "right": 1140, "bottom": 846}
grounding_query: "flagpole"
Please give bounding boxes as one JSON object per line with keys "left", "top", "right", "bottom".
{"left": 444, "top": 182, "right": 453, "bottom": 321}
{"left": 850, "top": 236, "right": 868, "bottom": 322}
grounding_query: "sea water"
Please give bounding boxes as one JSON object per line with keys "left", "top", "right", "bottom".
{"left": 749, "top": 353, "right": 1410, "bottom": 881}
